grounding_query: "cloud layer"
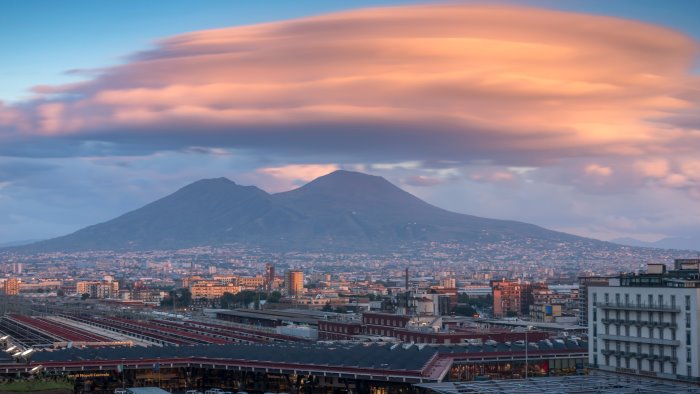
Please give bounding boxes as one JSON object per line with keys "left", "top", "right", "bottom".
{"left": 1, "top": 4, "right": 700, "bottom": 243}
{"left": 2, "top": 4, "right": 698, "bottom": 164}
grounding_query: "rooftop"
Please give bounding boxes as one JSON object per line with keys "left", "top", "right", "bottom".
{"left": 417, "top": 373, "right": 700, "bottom": 393}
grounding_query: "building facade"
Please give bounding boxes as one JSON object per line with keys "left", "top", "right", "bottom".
{"left": 286, "top": 270, "right": 304, "bottom": 297}
{"left": 3, "top": 278, "right": 20, "bottom": 295}
{"left": 589, "top": 260, "right": 700, "bottom": 381}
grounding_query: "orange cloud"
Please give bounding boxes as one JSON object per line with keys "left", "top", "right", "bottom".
{"left": 585, "top": 164, "right": 613, "bottom": 177}
{"left": 1, "top": 4, "right": 699, "bottom": 169}
{"left": 257, "top": 164, "right": 339, "bottom": 183}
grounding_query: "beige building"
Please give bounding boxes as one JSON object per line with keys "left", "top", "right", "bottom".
{"left": 76, "top": 280, "right": 119, "bottom": 298}
{"left": 238, "top": 276, "right": 265, "bottom": 289}
{"left": 3, "top": 278, "right": 20, "bottom": 295}
{"left": 190, "top": 283, "right": 240, "bottom": 299}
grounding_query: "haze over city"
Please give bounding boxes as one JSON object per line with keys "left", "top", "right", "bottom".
{"left": 2, "top": 0, "right": 700, "bottom": 248}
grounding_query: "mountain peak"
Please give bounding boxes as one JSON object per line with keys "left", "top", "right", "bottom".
{"left": 189, "top": 177, "right": 236, "bottom": 186}
{"left": 290, "top": 170, "right": 395, "bottom": 195}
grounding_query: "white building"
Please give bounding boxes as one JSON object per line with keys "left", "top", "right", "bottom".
{"left": 589, "top": 259, "right": 700, "bottom": 381}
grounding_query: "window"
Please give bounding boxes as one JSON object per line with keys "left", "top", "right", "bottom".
{"left": 687, "top": 331, "right": 692, "bottom": 346}
{"left": 593, "top": 308, "right": 597, "bottom": 322}
{"left": 688, "top": 365, "right": 692, "bottom": 377}
{"left": 659, "top": 294, "right": 664, "bottom": 307}
{"left": 672, "top": 295, "right": 676, "bottom": 307}
{"left": 636, "top": 294, "right": 641, "bottom": 306}
{"left": 593, "top": 325, "right": 597, "bottom": 337}
{"left": 625, "top": 294, "right": 630, "bottom": 305}
{"left": 648, "top": 294, "right": 654, "bottom": 306}
{"left": 686, "top": 295, "right": 691, "bottom": 311}
{"left": 688, "top": 347, "right": 692, "bottom": 363}
{"left": 593, "top": 293, "right": 597, "bottom": 304}
{"left": 687, "top": 313, "right": 691, "bottom": 328}
{"left": 605, "top": 293, "right": 609, "bottom": 303}
{"left": 616, "top": 294, "right": 620, "bottom": 304}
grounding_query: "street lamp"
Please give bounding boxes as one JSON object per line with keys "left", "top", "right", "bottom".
{"left": 524, "top": 325, "right": 534, "bottom": 379}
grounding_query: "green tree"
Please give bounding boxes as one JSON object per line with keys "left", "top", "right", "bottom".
{"left": 451, "top": 304, "right": 477, "bottom": 317}
{"left": 81, "top": 293, "right": 90, "bottom": 300}
{"left": 267, "top": 291, "right": 282, "bottom": 303}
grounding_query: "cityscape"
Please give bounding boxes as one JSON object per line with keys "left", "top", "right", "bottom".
{"left": 2, "top": 1, "right": 700, "bottom": 394}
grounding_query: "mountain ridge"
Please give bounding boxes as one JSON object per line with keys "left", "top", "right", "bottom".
{"left": 13, "top": 170, "right": 613, "bottom": 253}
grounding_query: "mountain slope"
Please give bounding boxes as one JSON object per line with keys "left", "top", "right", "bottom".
{"left": 29, "top": 178, "right": 275, "bottom": 251}
{"left": 19, "top": 170, "right": 608, "bottom": 252}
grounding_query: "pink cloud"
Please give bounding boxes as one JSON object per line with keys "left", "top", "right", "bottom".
{"left": 0, "top": 3, "right": 699, "bottom": 180}
{"left": 254, "top": 164, "right": 339, "bottom": 192}
{"left": 404, "top": 175, "right": 444, "bottom": 187}
{"left": 471, "top": 171, "right": 516, "bottom": 183}
{"left": 584, "top": 164, "right": 613, "bottom": 177}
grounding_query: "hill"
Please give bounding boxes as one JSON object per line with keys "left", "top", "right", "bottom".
{"left": 17, "top": 170, "right": 612, "bottom": 252}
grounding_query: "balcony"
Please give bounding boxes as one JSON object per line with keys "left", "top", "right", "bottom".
{"left": 600, "top": 318, "right": 678, "bottom": 329}
{"left": 595, "top": 302, "right": 680, "bottom": 313}
{"left": 599, "top": 334, "right": 680, "bottom": 347}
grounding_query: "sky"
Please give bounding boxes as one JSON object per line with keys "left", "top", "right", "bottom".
{"left": 1, "top": 0, "right": 700, "bottom": 244}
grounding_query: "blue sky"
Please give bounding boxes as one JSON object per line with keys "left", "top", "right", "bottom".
{"left": 1, "top": 0, "right": 700, "bottom": 245}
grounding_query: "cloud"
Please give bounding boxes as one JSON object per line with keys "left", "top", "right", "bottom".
{"left": 0, "top": 3, "right": 697, "bottom": 169}
{"left": 403, "top": 175, "right": 444, "bottom": 187}
{"left": 255, "top": 164, "right": 339, "bottom": 191}
{"left": 584, "top": 164, "right": 613, "bottom": 177}
{"left": 471, "top": 171, "right": 516, "bottom": 183}
{"left": 2, "top": 3, "right": 700, "bottom": 243}
{"left": 635, "top": 159, "right": 669, "bottom": 178}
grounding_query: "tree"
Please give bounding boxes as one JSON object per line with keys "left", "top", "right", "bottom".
{"left": 322, "top": 303, "right": 334, "bottom": 312}
{"left": 57, "top": 289, "right": 65, "bottom": 297}
{"left": 161, "top": 288, "right": 192, "bottom": 309}
{"left": 81, "top": 293, "right": 90, "bottom": 300}
{"left": 451, "top": 304, "right": 477, "bottom": 317}
{"left": 267, "top": 291, "right": 282, "bottom": 303}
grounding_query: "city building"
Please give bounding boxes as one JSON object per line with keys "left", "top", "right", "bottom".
{"left": 579, "top": 275, "right": 610, "bottom": 326}
{"left": 76, "top": 280, "right": 119, "bottom": 299}
{"left": 492, "top": 280, "right": 531, "bottom": 318}
{"left": 265, "top": 264, "right": 275, "bottom": 292}
{"left": 529, "top": 304, "right": 562, "bottom": 323}
{"left": 588, "top": 259, "right": 700, "bottom": 381}
{"left": 3, "top": 278, "right": 20, "bottom": 295}
{"left": 286, "top": 270, "right": 304, "bottom": 297}
{"left": 190, "top": 283, "right": 240, "bottom": 299}
{"left": 238, "top": 276, "right": 265, "bottom": 289}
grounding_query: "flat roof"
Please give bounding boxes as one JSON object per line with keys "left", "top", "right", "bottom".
{"left": 216, "top": 308, "right": 343, "bottom": 325}
{"left": 417, "top": 373, "right": 700, "bottom": 393}
{"left": 28, "top": 342, "right": 436, "bottom": 372}
{"left": 478, "top": 319, "right": 584, "bottom": 331}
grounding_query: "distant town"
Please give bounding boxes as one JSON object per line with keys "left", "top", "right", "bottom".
{"left": 1, "top": 243, "right": 700, "bottom": 392}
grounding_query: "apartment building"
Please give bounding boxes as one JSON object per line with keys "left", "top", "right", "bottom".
{"left": 589, "top": 259, "right": 700, "bottom": 381}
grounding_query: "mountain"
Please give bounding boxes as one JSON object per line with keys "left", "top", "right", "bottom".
{"left": 16, "top": 170, "right": 610, "bottom": 252}
{"left": 0, "top": 239, "right": 42, "bottom": 248}
{"left": 612, "top": 236, "right": 700, "bottom": 251}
